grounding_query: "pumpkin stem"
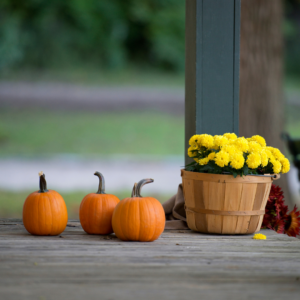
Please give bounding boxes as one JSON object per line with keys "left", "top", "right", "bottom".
{"left": 131, "top": 183, "right": 137, "bottom": 197}
{"left": 38, "top": 172, "right": 48, "bottom": 193}
{"left": 94, "top": 171, "right": 106, "bottom": 194}
{"left": 133, "top": 178, "right": 154, "bottom": 197}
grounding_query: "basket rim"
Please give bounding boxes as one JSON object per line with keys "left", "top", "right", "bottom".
{"left": 181, "top": 169, "right": 277, "bottom": 183}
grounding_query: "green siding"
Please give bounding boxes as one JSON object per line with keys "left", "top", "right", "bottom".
{"left": 185, "top": 0, "right": 241, "bottom": 163}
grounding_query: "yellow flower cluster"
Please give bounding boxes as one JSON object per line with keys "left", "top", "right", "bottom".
{"left": 189, "top": 134, "right": 214, "bottom": 149}
{"left": 215, "top": 151, "right": 230, "bottom": 167}
{"left": 187, "top": 133, "right": 290, "bottom": 174}
{"left": 253, "top": 233, "right": 267, "bottom": 240}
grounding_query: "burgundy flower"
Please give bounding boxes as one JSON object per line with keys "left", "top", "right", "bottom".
{"left": 262, "top": 185, "right": 300, "bottom": 237}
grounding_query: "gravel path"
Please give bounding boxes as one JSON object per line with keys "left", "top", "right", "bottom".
{"left": 1, "top": 81, "right": 299, "bottom": 113}
{"left": 0, "top": 81, "right": 184, "bottom": 113}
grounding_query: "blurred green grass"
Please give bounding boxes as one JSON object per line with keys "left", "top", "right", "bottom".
{"left": 0, "top": 107, "right": 179, "bottom": 218}
{"left": 1, "top": 104, "right": 299, "bottom": 157}
{"left": 1, "top": 75, "right": 300, "bottom": 219}
{"left": 0, "top": 109, "right": 184, "bottom": 156}
{"left": 0, "top": 67, "right": 185, "bottom": 87}
{"left": 0, "top": 189, "right": 170, "bottom": 220}
{"left": 285, "top": 102, "right": 300, "bottom": 138}
{"left": 284, "top": 75, "right": 300, "bottom": 91}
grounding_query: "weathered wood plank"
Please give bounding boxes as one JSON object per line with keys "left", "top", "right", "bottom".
{"left": 0, "top": 219, "right": 299, "bottom": 300}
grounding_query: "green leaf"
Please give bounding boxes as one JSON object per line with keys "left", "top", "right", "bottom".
{"left": 242, "top": 164, "right": 249, "bottom": 176}
{"left": 185, "top": 161, "right": 196, "bottom": 167}
{"left": 185, "top": 166, "right": 194, "bottom": 171}
{"left": 232, "top": 171, "right": 238, "bottom": 178}
{"left": 199, "top": 165, "right": 213, "bottom": 172}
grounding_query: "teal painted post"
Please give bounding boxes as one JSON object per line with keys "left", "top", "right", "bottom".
{"left": 185, "top": 0, "right": 241, "bottom": 164}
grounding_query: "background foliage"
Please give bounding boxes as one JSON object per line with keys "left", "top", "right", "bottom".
{"left": 285, "top": 0, "right": 300, "bottom": 77}
{"left": 1, "top": 0, "right": 300, "bottom": 76}
{"left": 0, "top": 0, "right": 185, "bottom": 72}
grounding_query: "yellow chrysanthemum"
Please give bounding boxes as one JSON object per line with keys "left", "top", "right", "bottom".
{"left": 266, "top": 147, "right": 284, "bottom": 160}
{"left": 230, "top": 153, "right": 245, "bottom": 170}
{"left": 248, "top": 141, "right": 262, "bottom": 153}
{"left": 250, "top": 135, "right": 267, "bottom": 147}
{"left": 246, "top": 152, "right": 261, "bottom": 169}
{"left": 189, "top": 135, "right": 201, "bottom": 146}
{"left": 260, "top": 151, "right": 268, "bottom": 167}
{"left": 214, "top": 151, "right": 230, "bottom": 167}
{"left": 199, "top": 157, "right": 209, "bottom": 165}
{"left": 199, "top": 134, "right": 214, "bottom": 149}
{"left": 228, "top": 139, "right": 237, "bottom": 147}
{"left": 253, "top": 233, "right": 267, "bottom": 240}
{"left": 213, "top": 135, "right": 229, "bottom": 148}
{"left": 280, "top": 158, "right": 290, "bottom": 174}
{"left": 269, "top": 156, "right": 276, "bottom": 165}
{"left": 188, "top": 147, "right": 197, "bottom": 158}
{"left": 266, "top": 146, "right": 274, "bottom": 152}
{"left": 264, "top": 148, "right": 274, "bottom": 160}
{"left": 271, "top": 148, "right": 285, "bottom": 161}
{"left": 234, "top": 137, "right": 249, "bottom": 152}
{"left": 188, "top": 133, "right": 286, "bottom": 174}
{"left": 223, "top": 133, "right": 237, "bottom": 140}
{"left": 208, "top": 152, "right": 216, "bottom": 160}
{"left": 272, "top": 160, "right": 282, "bottom": 174}
{"left": 222, "top": 144, "right": 238, "bottom": 156}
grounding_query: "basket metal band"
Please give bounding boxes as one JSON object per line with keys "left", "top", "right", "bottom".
{"left": 185, "top": 207, "right": 265, "bottom": 216}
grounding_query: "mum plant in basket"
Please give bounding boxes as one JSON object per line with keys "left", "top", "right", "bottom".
{"left": 185, "top": 133, "right": 290, "bottom": 177}
{"left": 182, "top": 133, "right": 291, "bottom": 235}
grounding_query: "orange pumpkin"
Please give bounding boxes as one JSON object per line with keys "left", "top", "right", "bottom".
{"left": 79, "top": 172, "right": 120, "bottom": 235}
{"left": 23, "top": 172, "right": 68, "bottom": 236}
{"left": 112, "top": 178, "right": 165, "bottom": 242}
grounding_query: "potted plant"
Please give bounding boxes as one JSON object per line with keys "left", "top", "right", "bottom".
{"left": 182, "top": 133, "right": 290, "bottom": 234}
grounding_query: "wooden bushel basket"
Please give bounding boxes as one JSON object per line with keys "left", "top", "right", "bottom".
{"left": 181, "top": 170, "right": 279, "bottom": 234}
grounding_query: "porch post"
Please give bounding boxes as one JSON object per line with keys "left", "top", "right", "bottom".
{"left": 185, "top": 0, "right": 241, "bottom": 164}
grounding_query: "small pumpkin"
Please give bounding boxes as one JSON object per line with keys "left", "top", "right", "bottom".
{"left": 23, "top": 172, "right": 68, "bottom": 236}
{"left": 79, "top": 172, "right": 120, "bottom": 235}
{"left": 112, "top": 178, "right": 165, "bottom": 242}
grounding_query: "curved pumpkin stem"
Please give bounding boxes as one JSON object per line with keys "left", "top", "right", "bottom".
{"left": 38, "top": 171, "right": 48, "bottom": 193}
{"left": 94, "top": 171, "right": 106, "bottom": 194}
{"left": 131, "top": 183, "right": 137, "bottom": 197}
{"left": 133, "top": 178, "right": 154, "bottom": 197}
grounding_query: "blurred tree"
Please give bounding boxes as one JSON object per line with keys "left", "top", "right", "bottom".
{"left": 0, "top": 0, "right": 185, "bottom": 72}
{"left": 284, "top": 0, "right": 300, "bottom": 77}
{"left": 0, "top": 0, "right": 299, "bottom": 76}
{"left": 239, "top": 0, "right": 292, "bottom": 205}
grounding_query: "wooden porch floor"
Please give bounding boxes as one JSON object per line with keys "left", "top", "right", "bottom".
{"left": 1, "top": 218, "right": 300, "bottom": 300}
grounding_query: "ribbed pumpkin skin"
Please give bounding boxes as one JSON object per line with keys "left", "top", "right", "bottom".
{"left": 79, "top": 193, "right": 120, "bottom": 235}
{"left": 23, "top": 190, "right": 68, "bottom": 236}
{"left": 112, "top": 197, "right": 165, "bottom": 242}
